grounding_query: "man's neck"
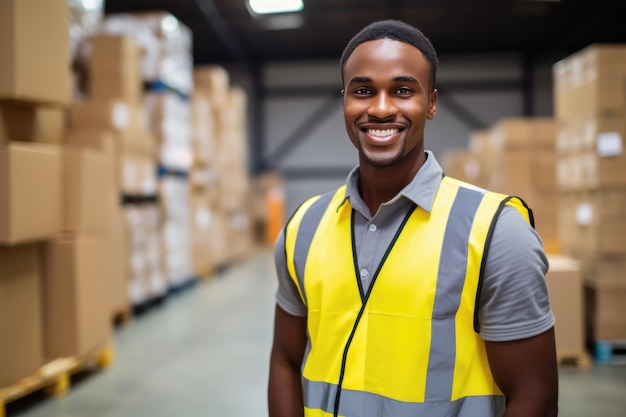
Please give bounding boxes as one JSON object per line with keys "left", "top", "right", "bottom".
{"left": 357, "top": 153, "right": 426, "bottom": 216}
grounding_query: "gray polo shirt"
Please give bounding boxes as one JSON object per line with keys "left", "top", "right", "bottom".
{"left": 274, "top": 151, "right": 554, "bottom": 342}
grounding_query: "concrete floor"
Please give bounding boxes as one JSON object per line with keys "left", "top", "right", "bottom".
{"left": 6, "top": 248, "right": 626, "bottom": 417}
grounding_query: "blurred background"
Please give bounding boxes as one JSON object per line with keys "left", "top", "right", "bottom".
{"left": 1, "top": 0, "right": 626, "bottom": 416}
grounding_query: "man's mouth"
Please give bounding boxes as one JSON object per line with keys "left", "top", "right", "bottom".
{"left": 367, "top": 128, "right": 400, "bottom": 137}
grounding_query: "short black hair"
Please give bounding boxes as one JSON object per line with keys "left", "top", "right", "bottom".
{"left": 340, "top": 19, "right": 438, "bottom": 91}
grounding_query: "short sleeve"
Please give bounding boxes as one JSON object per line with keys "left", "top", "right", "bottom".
{"left": 274, "top": 229, "right": 307, "bottom": 317}
{"left": 478, "top": 206, "right": 555, "bottom": 342}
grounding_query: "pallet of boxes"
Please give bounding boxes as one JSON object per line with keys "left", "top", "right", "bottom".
{"left": 0, "top": 0, "right": 114, "bottom": 410}
{"left": 467, "top": 118, "right": 590, "bottom": 368}
{"left": 70, "top": 32, "right": 165, "bottom": 315}
{"left": 553, "top": 44, "right": 626, "bottom": 363}
{"left": 97, "top": 12, "right": 199, "bottom": 296}
{"left": 189, "top": 72, "right": 221, "bottom": 277}
{"left": 194, "top": 66, "right": 256, "bottom": 268}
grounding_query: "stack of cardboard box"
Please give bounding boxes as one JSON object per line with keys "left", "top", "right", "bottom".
{"left": 96, "top": 13, "right": 197, "bottom": 291}
{"left": 217, "top": 86, "right": 255, "bottom": 263}
{"left": 145, "top": 90, "right": 195, "bottom": 288}
{"left": 194, "top": 66, "right": 255, "bottom": 267}
{"left": 553, "top": 44, "right": 626, "bottom": 343}
{"left": 123, "top": 204, "right": 166, "bottom": 306}
{"left": 158, "top": 175, "right": 194, "bottom": 289}
{"left": 487, "top": 118, "right": 560, "bottom": 250}
{"left": 1, "top": 0, "right": 113, "bottom": 387}
{"left": 68, "top": 34, "right": 161, "bottom": 310}
{"left": 189, "top": 87, "right": 220, "bottom": 277}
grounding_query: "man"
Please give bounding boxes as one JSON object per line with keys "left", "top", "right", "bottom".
{"left": 268, "top": 19, "right": 558, "bottom": 417}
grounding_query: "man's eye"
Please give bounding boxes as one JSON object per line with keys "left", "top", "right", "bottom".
{"left": 354, "top": 88, "right": 371, "bottom": 95}
{"left": 396, "top": 87, "right": 411, "bottom": 95}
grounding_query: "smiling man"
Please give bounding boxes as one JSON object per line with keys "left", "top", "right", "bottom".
{"left": 268, "top": 19, "right": 558, "bottom": 417}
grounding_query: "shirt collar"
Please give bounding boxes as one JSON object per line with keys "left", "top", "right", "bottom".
{"left": 341, "top": 150, "right": 443, "bottom": 214}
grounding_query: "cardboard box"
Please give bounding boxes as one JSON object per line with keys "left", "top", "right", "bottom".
{"left": 62, "top": 146, "right": 115, "bottom": 233}
{"left": 43, "top": 235, "right": 111, "bottom": 358}
{"left": 557, "top": 191, "right": 596, "bottom": 259}
{"left": 190, "top": 198, "right": 215, "bottom": 278}
{"left": 218, "top": 86, "right": 248, "bottom": 128}
{"left": 122, "top": 204, "right": 165, "bottom": 303}
{"left": 488, "top": 118, "right": 558, "bottom": 195}
{"left": 0, "top": 101, "right": 66, "bottom": 143}
{"left": 585, "top": 316, "right": 626, "bottom": 342}
{"left": 90, "top": 77, "right": 142, "bottom": 105}
{"left": 0, "top": 243, "right": 44, "bottom": 387}
{"left": 534, "top": 149, "right": 557, "bottom": 192}
{"left": 530, "top": 192, "right": 559, "bottom": 246}
{"left": 553, "top": 44, "right": 626, "bottom": 121}
{"left": 585, "top": 257, "right": 626, "bottom": 282}
{"left": 88, "top": 35, "right": 142, "bottom": 103}
{"left": 88, "top": 35, "right": 141, "bottom": 77}
{"left": 120, "top": 154, "right": 158, "bottom": 195}
{"left": 65, "top": 127, "right": 117, "bottom": 152}
{"left": 546, "top": 256, "right": 585, "bottom": 352}
{"left": 557, "top": 189, "right": 626, "bottom": 258}
{"left": 69, "top": 100, "right": 146, "bottom": 132}
{"left": 88, "top": 36, "right": 140, "bottom": 71}
{"left": 193, "top": 65, "right": 230, "bottom": 107}
{"left": 0, "top": 0, "right": 70, "bottom": 105}
{"left": 66, "top": 127, "right": 155, "bottom": 157}
{"left": 0, "top": 142, "right": 62, "bottom": 244}
{"left": 585, "top": 278, "right": 626, "bottom": 341}
{"left": 440, "top": 149, "right": 481, "bottom": 184}
{"left": 65, "top": 128, "right": 157, "bottom": 196}
{"left": 584, "top": 278, "right": 626, "bottom": 319}
{"left": 582, "top": 190, "right": 626, "bottom": 256}
{"left": 468, "top": 129, "right": 493, "bottom": 189}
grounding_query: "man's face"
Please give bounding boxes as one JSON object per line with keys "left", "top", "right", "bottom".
{"left": 342, "top": 39, "right": 437, "bottom": 169}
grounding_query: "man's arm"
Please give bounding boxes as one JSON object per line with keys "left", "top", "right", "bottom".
{"left": 268, "top": 305, "right": 308, "bottom": 417}
{"left": 485, "top": 327, "right": 559, "bottom": 417}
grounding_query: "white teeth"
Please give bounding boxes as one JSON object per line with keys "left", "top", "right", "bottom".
{"left": 368, "top": 128, "right": 399, "bottom": 137}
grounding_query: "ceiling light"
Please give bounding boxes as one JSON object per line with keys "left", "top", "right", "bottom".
{"left": 247, "top": 0, "right": 304, "bottom": 15}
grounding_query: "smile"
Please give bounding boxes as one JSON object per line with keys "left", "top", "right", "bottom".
{"left": 367, "top": 128, "right": 400, "bottom": 137}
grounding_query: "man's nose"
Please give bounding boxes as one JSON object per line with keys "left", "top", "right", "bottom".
{"left": 368, "top": 93, "right": 397, "bottom": 119}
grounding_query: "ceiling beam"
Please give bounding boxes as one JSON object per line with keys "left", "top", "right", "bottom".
{"left": 261, "top": 93, "right": 342, "bottom": 170}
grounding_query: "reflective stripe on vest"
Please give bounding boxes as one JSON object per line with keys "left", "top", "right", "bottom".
{"left": 284, "top": 176, "right": 532, "bottom": 417}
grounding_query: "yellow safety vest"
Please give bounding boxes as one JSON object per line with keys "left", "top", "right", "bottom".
{"left": 284, "top": 176, "right": 533, "bottom": 417}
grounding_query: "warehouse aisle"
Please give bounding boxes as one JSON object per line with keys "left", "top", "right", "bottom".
{"left": 8, "top": 248, "right": 277, "bottom": 417}
{"left": 7, "top": 248, "right": 626, "bottom": 417}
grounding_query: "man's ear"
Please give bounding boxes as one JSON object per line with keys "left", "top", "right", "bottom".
{"left": 340, "top": 89, "right": 345, "bottom": 96}
{"left": 427, "top": 88, "right": 438, "bottom": 120}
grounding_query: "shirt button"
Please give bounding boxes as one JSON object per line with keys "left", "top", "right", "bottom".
{"left": 369, "top": 224, "right": 377, "bottom": 232}
{"left": 360, "top": 268, "right": 369, "bottom": 277}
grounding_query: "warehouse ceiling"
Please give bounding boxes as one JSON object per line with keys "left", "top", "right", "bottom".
{"left": 104, "top": 0, "right": 626, "bottom": 66}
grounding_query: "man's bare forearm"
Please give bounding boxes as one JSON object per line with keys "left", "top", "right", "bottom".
{"left": 268, "top": 360, "right": 304, "bottom": 417}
